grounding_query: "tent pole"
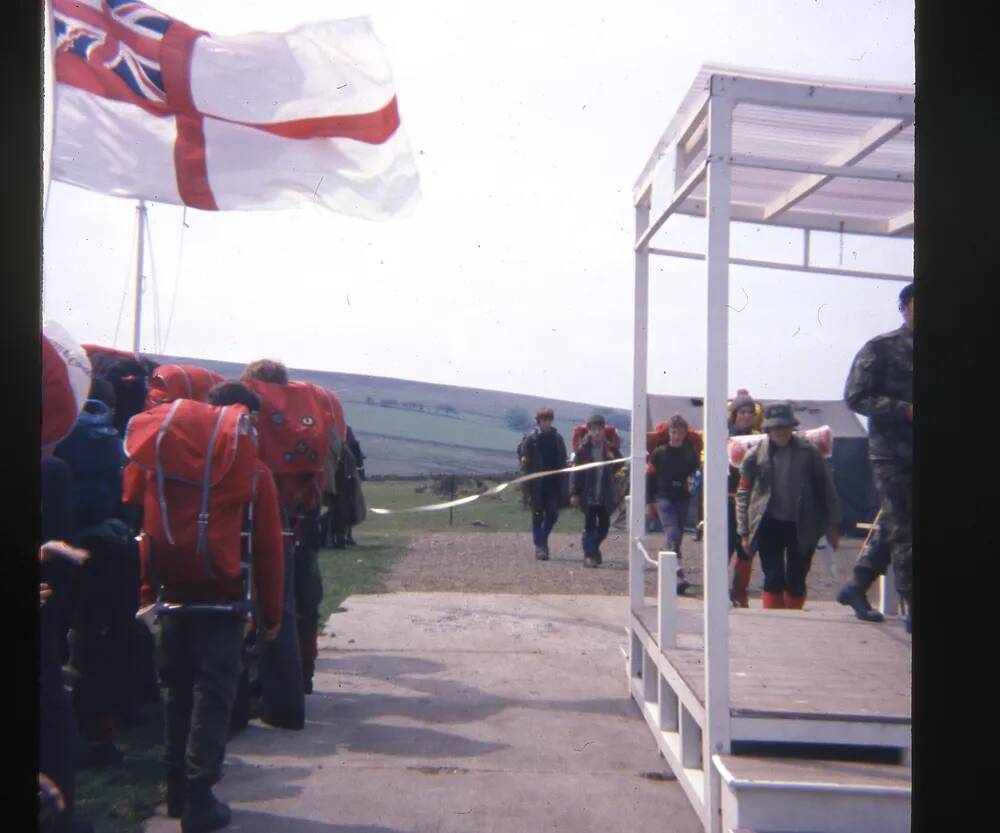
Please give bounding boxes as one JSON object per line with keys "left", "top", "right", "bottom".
{"left": 132, "top": 200, "right": 147, "bottom": 353}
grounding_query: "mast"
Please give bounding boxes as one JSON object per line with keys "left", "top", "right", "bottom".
{"left": 132, "top": 200, "right": 147, "bottom": 353}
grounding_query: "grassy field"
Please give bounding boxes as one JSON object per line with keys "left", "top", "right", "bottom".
{"left": 359, "top": 476, "right": 595, "bottom": 535}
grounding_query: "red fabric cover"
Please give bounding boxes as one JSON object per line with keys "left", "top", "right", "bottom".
{"left": 42, "top": 334, "right": 82, "bottom": 448}
{"left": 145, "top": 363, "right": 225, "bottom": 408}
{"left": 571, "top": 424, "right": 622, "bottom": 453}
{"left": 243, "top": 378, "right": 332, "bottom": 514}
{"left": 727, "top": 425, "right": 833, "bottom": 468}
{"left": 81, "top": 343, "right": 139, "bottom": 363}
{"left": 646, "top": 422, "right": 704, "bottom": 455}
{"left": 303, "top": 382, "right": 347, "bottom": 442}
{"left": 123, "top": 400, "right": 283, "bottom": 627}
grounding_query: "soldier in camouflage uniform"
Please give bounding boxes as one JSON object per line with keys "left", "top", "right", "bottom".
{"left": 837, "top": 283, "right": 914, "bottom": 632}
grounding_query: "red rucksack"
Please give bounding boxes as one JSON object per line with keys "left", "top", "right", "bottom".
{"left": 303, "top": 382, "right": 347, "bottom": 443}
{"left": 124, "top": 400, "right": 258, "bottom": 594}
{"left": 572, "top": 424, "right": 622, "bottom": 453}
{"left": 243, "top": 379, "right": 331, "bottom": 515}
{"left": 145, "top": 364, "right": 224, "bottom": 408}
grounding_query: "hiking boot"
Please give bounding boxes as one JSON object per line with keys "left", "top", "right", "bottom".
{"left": 583, "top": 556, "right": 598, "bottom": 568}
{"left": 676, "top": 579, "right": 690, "bottom": 595}
{"left": 182, "top": 783, "right": 231, "bottom": 833}
{"left": 836, "top": 583, "right": 884, "bottom": 622}
{"left": 166, "top": 772, "right": 186, "bottom": 818}
{"left": 594, "top": 548, "right": 603, "bottom": 565}
{"left": 534, "top": 546, "right": 549, "bottom": 561}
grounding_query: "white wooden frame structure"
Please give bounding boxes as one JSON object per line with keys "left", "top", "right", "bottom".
{"left": 627, "top": 65, "right": 913, "bottom": 833}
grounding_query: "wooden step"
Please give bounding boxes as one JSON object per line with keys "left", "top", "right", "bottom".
{"left": 714, "top": 753, "right": 910, "bottom": 833}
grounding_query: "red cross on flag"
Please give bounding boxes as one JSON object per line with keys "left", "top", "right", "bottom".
{"left": 49, "top": 0, "right": 421, "bottom": 218}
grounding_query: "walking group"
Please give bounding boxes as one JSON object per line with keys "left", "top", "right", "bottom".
{"left": 515, "top": 283, "right": 914, "bottom": 633}
{"left": 39, "top": 346, "right": 366, "bottom": 833}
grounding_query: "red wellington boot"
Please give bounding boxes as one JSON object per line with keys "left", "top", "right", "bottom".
{"left": 730, "top": 559, "right": 752, "bottom": 608}
{"left": 783, "top": 592, "right": 806, "bottom": 610}
{"left": 761, "top": 591, "right": 785, "bottom": 609}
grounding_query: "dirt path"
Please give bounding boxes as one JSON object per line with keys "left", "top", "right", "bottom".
{"left": 383, "top": 527, "right": 866, "bottom": 602}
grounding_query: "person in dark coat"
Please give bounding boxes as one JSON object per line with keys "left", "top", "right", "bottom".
{"left": 645, "top": 413, "right": 700, "bottom": 594}
{"left": 837, "top": 282, "right": 914, "bottom": 630}
{"left": 736, "top": 402, "right": 841, "bottom": 609}
{"left": 517, "top": 406, "right": 570, "bottom": 560}
{"left": 569, "top": 414, "right": 624, "bottom": 568}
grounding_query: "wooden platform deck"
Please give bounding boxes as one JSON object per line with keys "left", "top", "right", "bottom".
{"left": 632, "top": 600, "right": 911, "bottom": 750}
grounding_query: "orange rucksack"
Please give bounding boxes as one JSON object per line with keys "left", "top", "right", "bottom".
{"left": 243, "top": 379, "right": 331, "bottom": 515}
{"left": 572, "top": 424, "right": 622, "bottom": 453}
{"left": 303, "top": 382, "right": 347, "bottom": 443}
{"left": 124, "top": 400, "right": 257, "bottom": 591}
{"left": 145, "top": 364, "right": 224, "bottom": 408}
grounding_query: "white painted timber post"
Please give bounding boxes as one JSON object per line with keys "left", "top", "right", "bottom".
{"left": 879, "top": 567, "right": 897, "bottom": 616}
{"left": 629, "top": 187, "right": 652, "bottom": 673}
{"left": 658, "top": 551, "right": 678, "bottom": 650}
{"left": 702, "top": 77, "right": 733, "bottom": 833}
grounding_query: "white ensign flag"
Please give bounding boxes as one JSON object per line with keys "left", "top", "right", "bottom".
{"left": 50, "top": 0, "right": 420, "bottom": 218}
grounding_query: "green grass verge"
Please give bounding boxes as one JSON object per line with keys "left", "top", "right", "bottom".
{"left": 75, "top": 701, "right": 167, "bottom": 833}
{"left": 317, "top": 529, "right": 408, "bottom": 622}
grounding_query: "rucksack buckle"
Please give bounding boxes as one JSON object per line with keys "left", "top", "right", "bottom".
{"left": 197, "top": 512, "right": 209, "bottom": 526}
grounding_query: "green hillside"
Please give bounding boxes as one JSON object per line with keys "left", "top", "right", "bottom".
{"left": 150, "top": 354, "right": 631, "bottom": 476}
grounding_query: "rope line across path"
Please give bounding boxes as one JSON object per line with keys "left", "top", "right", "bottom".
{"left": 368, "top": 457, "right": 627, "bottom": 515}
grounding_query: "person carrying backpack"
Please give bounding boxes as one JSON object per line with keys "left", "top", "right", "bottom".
{"left": 241, "top": 361, "right": 343, "bottom": 696}
{"left": 736, "top": 402, "right": 841, "bottom": 609}
{"left": 123, "top": 388, "right": 284, "bottom": 833}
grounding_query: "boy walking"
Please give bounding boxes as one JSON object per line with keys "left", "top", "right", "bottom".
{"left": 645, "top": 414, "right": 700, "bottom": 594}
{"left": 517, "top": 406, "right": 569, "bottom": 560}
{"left": 570, "top": 414, "right": 623, "bottom": 568}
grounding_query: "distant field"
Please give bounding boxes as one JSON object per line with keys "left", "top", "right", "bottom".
{"left": 151, "top": 352, "right": 630, "bottom": 476}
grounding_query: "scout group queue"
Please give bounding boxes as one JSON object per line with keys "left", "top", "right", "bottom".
{"left": 37, "top": 283, "right": 911, "bottom": 833}
{"left": 518, "top": 283, "right": 913, "bottom": 622}
{"left": 39, "top": 351, "right": 365, "bottom": 833}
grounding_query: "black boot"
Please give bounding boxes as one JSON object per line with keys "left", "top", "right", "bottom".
{"left": 836, "top": 582, "right": 884, "bottom": 622}
{"left": 166, "top": 770, "right": 186, "bottom": 818}
{"left": 345, "top": 528, "right": 357, "bottom": 546}
{"left": 332, "top": 532, "right": 346, "bottom": 549}
{"left": 182, "top": 781, "right": 231, "bottom": 833}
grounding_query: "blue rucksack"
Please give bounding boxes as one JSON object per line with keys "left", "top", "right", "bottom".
{"left": 54, "top": 399, "right": 127, "bottom": 532}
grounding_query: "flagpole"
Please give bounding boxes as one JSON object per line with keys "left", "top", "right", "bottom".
{"left": 132, "top": 201, "right": 147, "bottom": 353}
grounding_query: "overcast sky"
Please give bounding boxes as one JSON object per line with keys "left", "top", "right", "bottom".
{"left": 42, "top": 0, "right": 914, "bottom": 410}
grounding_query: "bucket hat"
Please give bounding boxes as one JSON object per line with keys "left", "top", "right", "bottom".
{"left": 761, "top": 401, "right": 800, "bottom": 429}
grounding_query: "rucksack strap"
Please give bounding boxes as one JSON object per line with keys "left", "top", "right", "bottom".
{"left": 194, "top": 405, "right": 228, "bottom": 572}
{"left": 155, "top": 400, "right": 184, "bottom": 545}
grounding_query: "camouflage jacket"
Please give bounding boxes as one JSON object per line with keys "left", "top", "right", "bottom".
{"left": 843, "top": 325, "right": 913, "bottom": 463}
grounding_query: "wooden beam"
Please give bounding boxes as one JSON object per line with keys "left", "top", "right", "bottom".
{"left": 634, "top": 160, "right": 708, "bottom": 251}
{"left": 762, "top": 117, "right": 913, "bottom": 220}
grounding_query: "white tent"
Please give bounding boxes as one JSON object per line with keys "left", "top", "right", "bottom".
{"left": 627, "top": 64, "right": 913, "bottom": 833}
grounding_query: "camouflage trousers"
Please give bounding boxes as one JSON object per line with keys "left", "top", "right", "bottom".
{"left": 855, "top": 457, "right": 912, "bottom": 600}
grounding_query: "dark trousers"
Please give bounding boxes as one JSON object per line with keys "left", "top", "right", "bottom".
{"left": 756, "top": 516, "right": 814, "bottom": 596}
{"left": 157, "top": 612, "right": 244, "bottom": 785}
{"left": 853, "top": 522, "right": 891, "bottom": 587}
{"left": 869, "top": 458, "right": 912, "bottom": 600}
{"left": 531, "top": 484, "right": 560, "bottom": 547}
{"left": 582, "top": 505, "right": 610, "bottom": 557}
{"left": 728, "top": 498, "right": 751, "bottom": 562}
{"left": 654, "top": 497, "right": 688, "bottom": 555}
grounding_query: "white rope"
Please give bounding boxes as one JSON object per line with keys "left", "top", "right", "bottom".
{"left": 144, "top": 212, "right": 162, "bottom": 354}
{"left": 161, "top": 206, "right": 187, "bottom": 353}
{"left": 368, "top": 457, "right": 626, "bottom": 515}
{"left": 634, "top": 538, "right": 659, "bottom": 567}
{"left": 111, "top": 217, "right": 138, "bottom": 348}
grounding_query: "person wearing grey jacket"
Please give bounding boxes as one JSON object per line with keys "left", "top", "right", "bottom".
{"left": 736, "top": 402, "right": 841, "bottom": 609}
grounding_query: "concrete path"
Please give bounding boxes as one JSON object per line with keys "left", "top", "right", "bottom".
{"left": 145, "top": 593, "right": 704, "bottom": 833}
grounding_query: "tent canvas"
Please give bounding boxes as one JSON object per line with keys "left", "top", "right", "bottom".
{"left": 646, "top": 394, "right": 877, "bottom": 535}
